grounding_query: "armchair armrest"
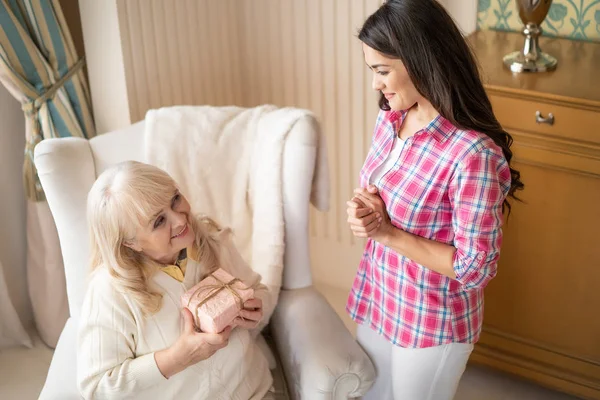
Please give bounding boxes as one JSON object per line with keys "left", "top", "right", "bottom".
{"left": 271, "top": 287, "right": 375, "bottom": 400}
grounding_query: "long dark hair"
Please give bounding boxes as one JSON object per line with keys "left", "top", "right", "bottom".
{"left": 359, "top": 0, "right": 524, "bottom": 213}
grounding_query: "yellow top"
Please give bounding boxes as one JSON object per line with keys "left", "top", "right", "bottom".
{"left": 160, "top": 248, "right": 194, "bottom": 282}
{"left": 160, "top": 259, "right": 187, "bottom": 282}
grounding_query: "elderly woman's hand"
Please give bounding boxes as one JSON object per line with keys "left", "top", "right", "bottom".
{"left": 155, "top": 308, "right": 232, "bottom": 378}
{"left": 232, "top": 298, "right": 263, "bottom": 329}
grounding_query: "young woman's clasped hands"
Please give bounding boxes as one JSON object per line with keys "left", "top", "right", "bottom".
{"left": 346, "top": 185, "right": 391, "bottom": 242}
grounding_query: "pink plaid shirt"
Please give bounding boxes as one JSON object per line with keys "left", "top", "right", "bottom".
{"left": 346, "top": 109, "right": 511, "bottom": 348}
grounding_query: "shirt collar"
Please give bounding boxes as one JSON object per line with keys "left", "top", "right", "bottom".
{"left": 390, "top": 109, "right": 458, "bottom": 143}
{"left": 161, "top": 246, "right": 194, "bottom": 271}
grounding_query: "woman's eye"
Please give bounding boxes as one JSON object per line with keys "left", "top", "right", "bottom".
{"left": 378, "top": 71, "right": 389, "bottom": 76}
{"left": 153, "top": 216, "right": 165, "bottom": 229}
{"left": 172, "top": 194, "right": 180, "bottom": 207}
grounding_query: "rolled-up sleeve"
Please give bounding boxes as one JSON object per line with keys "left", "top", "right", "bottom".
{"left": 449, "top": 148, "right": 511, "bottom": 291}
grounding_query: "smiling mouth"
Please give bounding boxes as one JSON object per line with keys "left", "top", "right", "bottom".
{"left": 384, "top": 93, "right": 395, "bottom": 99}
{"left": 171, "top": 224, "right": 188, "bottom": 239}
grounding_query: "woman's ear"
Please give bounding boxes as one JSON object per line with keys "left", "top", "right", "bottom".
{"left": 123, "top": 239, "right": 142, "bottom": 252}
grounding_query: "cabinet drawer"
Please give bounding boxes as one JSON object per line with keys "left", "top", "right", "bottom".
{"left": 490, "top": 95, "right": 600, "bottom": 146}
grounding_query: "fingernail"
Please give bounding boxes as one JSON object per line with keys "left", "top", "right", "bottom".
{"left": 378, "top": 217, "right": 382, "bottom": 222}
{"left": 375, "top": 213, "right": 380, "bottom": 218}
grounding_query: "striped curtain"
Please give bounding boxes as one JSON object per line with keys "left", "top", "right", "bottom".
{"left": 0, "top": 0, "right": 94, "bottom": 347}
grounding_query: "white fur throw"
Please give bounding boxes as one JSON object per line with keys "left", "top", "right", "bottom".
{"left": 144, "top": 105, "right": 328, "bottom": 308}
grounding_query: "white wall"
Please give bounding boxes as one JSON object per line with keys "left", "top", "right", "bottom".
{"left": 78, "top": 0, "right": 131, "bottom": 134}
{"left": 439, "top": 0, "right": 479, "bottom": 35}
{"left": 0, "top": 85, "right": 31, "bottom": 328}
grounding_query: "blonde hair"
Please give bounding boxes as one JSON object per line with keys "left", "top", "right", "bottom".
{"left": 87, "top": 161, "right": 225, "bottom": 315}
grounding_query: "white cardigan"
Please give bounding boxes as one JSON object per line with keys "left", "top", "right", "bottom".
{"left": 77, "top": 233, "right": 275, "bottom": 399}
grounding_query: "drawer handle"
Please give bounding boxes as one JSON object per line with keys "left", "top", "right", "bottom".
{"left": 535, "top": 111, "right": 554, "bottom": 125}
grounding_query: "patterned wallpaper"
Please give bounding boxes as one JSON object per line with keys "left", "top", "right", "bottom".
{"left": 477, "top": 0, "right": 600, "bottom": 41}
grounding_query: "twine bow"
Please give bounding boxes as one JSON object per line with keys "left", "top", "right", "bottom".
{"left": 187, "top": 274, "right": 247, "bottom": 326}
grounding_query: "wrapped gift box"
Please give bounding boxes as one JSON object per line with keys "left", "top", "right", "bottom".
{"left": 181, "top": 268, "right": 254, "bottom": 333}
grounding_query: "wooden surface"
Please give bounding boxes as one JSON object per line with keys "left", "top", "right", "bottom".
{"left": 467, "top": 29, "right": 600, "bottom": 107}
{"left": 467, "top": 30, "right": 600, "bottom": 400}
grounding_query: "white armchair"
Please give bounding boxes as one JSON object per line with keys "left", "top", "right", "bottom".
{"left": 34, "top": 113, "right": 375, "bottom": 399}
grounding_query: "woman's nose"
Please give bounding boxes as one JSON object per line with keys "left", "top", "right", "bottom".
{"left": 170, "top": 210, "right": 187, "bottom": 227}
{"left": 372, "top": 75, "right": 384, "bottom": 91}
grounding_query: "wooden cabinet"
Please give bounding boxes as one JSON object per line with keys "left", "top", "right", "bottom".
{"left": 466, "top": 30, "right": 600, "bottom": 399}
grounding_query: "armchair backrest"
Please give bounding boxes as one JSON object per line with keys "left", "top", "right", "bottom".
{"left": 35, "top": 114, "right": 317, "bottom": 318}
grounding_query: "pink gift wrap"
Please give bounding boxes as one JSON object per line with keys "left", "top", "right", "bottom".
{"left": 181, "top": 268, "right": 254, "bottom": 333}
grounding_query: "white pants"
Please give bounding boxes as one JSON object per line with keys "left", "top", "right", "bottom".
{"left": 357, "top": 324, "right": 473, "bottom": 400}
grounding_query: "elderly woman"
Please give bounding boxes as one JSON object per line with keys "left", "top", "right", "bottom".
{"left": 78, "top": 160, "right": 275, "bottom": 399}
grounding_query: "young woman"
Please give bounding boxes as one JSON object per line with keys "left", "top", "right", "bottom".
{"left": 78, "top": 161, "right": 275, "bottom": 399}
{"left": 345, "top": 1, "right": 524, "bottom": 399}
